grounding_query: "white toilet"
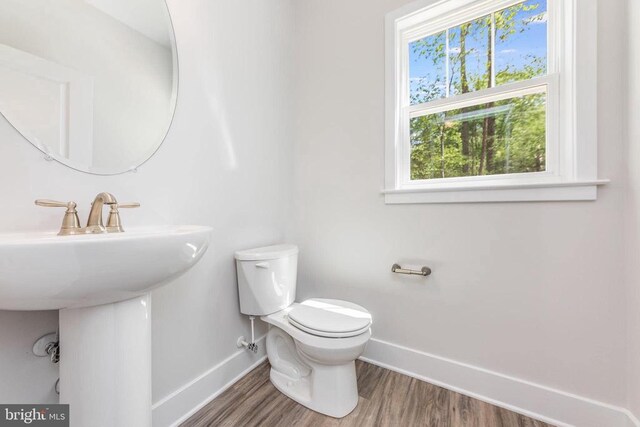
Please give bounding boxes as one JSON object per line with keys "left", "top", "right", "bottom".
{"left": 235, "top": 244, "right": 372, "bottom": 418}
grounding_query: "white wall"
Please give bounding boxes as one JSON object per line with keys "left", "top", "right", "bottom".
{"left": 626, "top": 0, "right": 640, "bottom": 419}
{"left": 290, "top": 0, "right": 629, "bottom": 409}
{"left": 0, "top": 0, "right": 294, "bottom": 414}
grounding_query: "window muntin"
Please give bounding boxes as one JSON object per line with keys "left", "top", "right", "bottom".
{"left": 404, "top": 0, "right": 550, "bottom": 183}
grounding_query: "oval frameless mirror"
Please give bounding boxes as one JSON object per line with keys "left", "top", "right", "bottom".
{"left": 0, "top": 0, "right": 177, "bottom": 175}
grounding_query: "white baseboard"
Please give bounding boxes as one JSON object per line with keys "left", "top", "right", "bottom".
{"left": 152, "top": 335, "right": 267, "bottom": 427}
{"left": 151, "top": 334, "right": 639, "bottom": 427}
{"left": 361, "top": 338, "right": 638, "bottom": 427}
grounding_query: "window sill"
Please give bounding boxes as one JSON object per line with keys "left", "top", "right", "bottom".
{"left": 382, "top": 180, "right": 609, "bottom": 204}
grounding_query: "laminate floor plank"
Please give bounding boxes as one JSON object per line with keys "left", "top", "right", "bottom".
{"left": 450, "top": 390, "right": 516, "bottom": 427}
{"left": 181, "top": 360, "right": 555, "bottom": 427}
{"left": 373, "top": 367, "right": 414, "bottom": 426}
{"left": 425, "top": 382, "right": 452, "bottom": 427}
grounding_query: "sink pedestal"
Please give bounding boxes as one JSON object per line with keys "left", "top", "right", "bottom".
{"left": 59, "top": 294, "right": 152, "bottom": 427}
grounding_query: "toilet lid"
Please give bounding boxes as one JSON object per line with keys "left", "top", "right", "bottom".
{"left": 287, "top": 298, "right": 372, "bottom": 338}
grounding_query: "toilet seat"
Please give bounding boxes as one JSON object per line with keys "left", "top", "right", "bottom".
{"left": 287, "top": 298, "right": 372, "bottom": 338}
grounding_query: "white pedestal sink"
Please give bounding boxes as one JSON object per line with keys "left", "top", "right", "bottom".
{"left": 0, "top": 225, "right": 212, "bottom": 427}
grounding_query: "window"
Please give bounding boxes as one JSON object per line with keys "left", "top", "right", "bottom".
{"left": 384, "top": 0, "right": 605, "bottom": 203}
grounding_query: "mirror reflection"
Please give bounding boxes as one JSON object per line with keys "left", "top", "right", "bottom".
{"left": 0, "top": 0, "right": 177, "bottom": 174}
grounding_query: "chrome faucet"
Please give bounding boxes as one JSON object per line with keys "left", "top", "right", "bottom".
{"left": 85, "top": 192, "right": 118, "bottom": 233}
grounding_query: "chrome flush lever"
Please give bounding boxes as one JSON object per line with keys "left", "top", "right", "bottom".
{"left": 35, "top": 199, "right": 82, "bottom": 236}
{"left": 106, "top": 202, "right": 140, "bottom": 233}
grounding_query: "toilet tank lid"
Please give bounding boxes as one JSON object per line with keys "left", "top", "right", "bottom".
{"left": 235, "top": 244, "right": 298, "bottom": 261}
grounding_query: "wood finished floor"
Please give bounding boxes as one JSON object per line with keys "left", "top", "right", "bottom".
{"left": 181, "top": 360, "right": 554, "bottom": 427}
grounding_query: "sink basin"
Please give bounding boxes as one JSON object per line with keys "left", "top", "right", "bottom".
{"left": 0, "top": 225, "right": 212, "bottom": 310}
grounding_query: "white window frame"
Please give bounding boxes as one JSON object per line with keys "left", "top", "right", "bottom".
{"left": 384, "top": 0, "right": 607, "bottom": 204}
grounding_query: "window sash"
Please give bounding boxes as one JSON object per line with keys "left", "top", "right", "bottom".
{"left": 406, "top": 76, "right": 552, "bottom": 118}
{"left": 398, "top": 75, "right": 558, "bottom": 187}
{"left": 396, "top": 1, "right": 557, "bottom": 189}
{"left": 406, "top": 1, "right": 529, "bottom": 107}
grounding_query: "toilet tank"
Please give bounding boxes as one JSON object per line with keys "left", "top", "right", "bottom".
{"left": 235, "top": 244, "right": 298, "bottom": 316}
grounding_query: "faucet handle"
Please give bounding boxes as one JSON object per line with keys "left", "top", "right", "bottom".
{"left": 106, "top": 202, "right": 140, "bottom": 233}
{"left": 117, "top": 202, "right": 141, "bottom": 209}
{"left": 35, "top": 199, "right": 72, "bottom": 208}
{"left": 35, "top": 200, "right": 82, "bottom": 236}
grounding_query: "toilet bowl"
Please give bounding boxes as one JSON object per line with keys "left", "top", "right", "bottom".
{"left": 262, "top": 299, "right": 371, "bottom": 417}
{"left": 234, "top": 245, "right": 372, "bottom": 418}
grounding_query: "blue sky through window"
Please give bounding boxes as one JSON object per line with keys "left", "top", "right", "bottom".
{"left": 409, "top": 0, "right": 547, "bottom": 104}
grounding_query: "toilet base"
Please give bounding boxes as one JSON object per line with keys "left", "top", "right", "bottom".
{"left": 261, "top": 304, "right": 371, "bottom": 419}
{"left": 269, "top": 362, "right": 358, "bottom": 418}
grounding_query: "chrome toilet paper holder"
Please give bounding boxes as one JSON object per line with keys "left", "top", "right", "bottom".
{"left": 391, "top": 263, "right": 432, "bottom": 277}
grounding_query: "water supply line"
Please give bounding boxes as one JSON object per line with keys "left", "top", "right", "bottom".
{"left": 237, "top": 316, "right": 259, "bottom": 353}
